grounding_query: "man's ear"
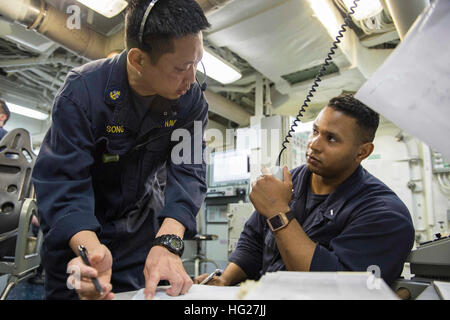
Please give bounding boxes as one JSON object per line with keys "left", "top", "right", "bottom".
{"left": 356, "top": 142, "right": 374, "bottom": 163}
{"left": 127, "top": 48, "right": 146, "bottom": 75}
{"left": 0, "top": 114, "right": 6, "bottom": 122}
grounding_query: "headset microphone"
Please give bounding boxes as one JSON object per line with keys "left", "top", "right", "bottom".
{"left": 197, "top": 60, "right": 207, "bottom": 91}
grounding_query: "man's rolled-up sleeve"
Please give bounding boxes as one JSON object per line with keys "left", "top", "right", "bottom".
{"left": 32, "top": 84, "right": 100, "bottom": 250}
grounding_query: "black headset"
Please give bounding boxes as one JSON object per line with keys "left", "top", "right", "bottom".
{"left": 138, "top": 0, "right": 207, "bottom": 92}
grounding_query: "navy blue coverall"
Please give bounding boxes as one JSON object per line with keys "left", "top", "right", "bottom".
{"left": 0, "top": 127, "right": 7, "bottom": 140}
{"left": 31, "top": 51, "right": 208, "bottom": 299}
{"left": 230, "top": 164, "right": 415, "bottom": 286}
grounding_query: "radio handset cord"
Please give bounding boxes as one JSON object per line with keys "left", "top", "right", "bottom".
{"left": 274, "top": 0, "right": 361, "bottom": 175}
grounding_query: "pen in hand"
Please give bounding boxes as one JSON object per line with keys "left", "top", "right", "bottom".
{"left": 199, "top": 269, "right": 223, "bottom": 285}
{"left": 77, "top": 245, "right": 104, "bottom": 295}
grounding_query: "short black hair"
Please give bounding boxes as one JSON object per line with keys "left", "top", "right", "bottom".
{"left": 0, "top": 99, "right": 10, "bottom": 124}
{"left": 327, "top": 94, "right": 379, "bottom": 143}
{"left": 125, "top": 0, "right": 211, "bottom": 64}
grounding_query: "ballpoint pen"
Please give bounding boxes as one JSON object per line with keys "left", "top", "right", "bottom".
{"left": 199, "top": 268, "right": 223, "bottom": 285}
{"left": 77, "top": 245, "right": 104, "bottom": 295}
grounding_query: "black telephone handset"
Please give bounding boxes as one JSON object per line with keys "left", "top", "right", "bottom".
{"left": 272, "top": 0, "right": 361, "bottom": 180}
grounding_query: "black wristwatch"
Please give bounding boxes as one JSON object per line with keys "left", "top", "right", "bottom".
{"left": 153, "top": 234, "right": 184, "bottom": 257}
{"left": 267, "top": 210, "right": 294, "bottom": 232}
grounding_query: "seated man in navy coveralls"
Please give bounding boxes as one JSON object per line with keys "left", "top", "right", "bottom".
{"left": 195, "top": 94, "right": 415, "bottom": 288}
{"left": 0, "top": 99, "right": 10, "bottom": 140}
{"left": 32, "top": 0, "right": 210, "bottom": 300}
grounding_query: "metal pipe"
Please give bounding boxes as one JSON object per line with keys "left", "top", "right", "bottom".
{"left": 0, "top": 0, "right": 40, "bottom": 25}
{"left": 384, "top": 0, "right": 429, "bottom": 40}
{"left": 0, "top": 55, "right": 81, "bottom": 68}
{"left": 0, "top": 0, "right": 107, "bottom": 60}
{"left": 18, "top": 71, "right": 58, "bottom": 92}
{"left": 254, "top": 73, "right": 264, "bottom": 118}
{"left": 0, "top": 0, "right": 236, "bottom": 60}
{"left": 204, "top": 90, "right": 251, "bottom": 126}
{"left": 208, "top": 84, "right": 255, "bottom": 93}
{"left": 0, "top": 75, "right": 52, "bottom": 103}
{"left": 35, "top": 1, "right": 107, "bottom": 60}
{"left": 28, "top": 68, "right": 64, "bottom": 87}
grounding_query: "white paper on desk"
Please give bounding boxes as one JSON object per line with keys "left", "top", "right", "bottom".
{"left": 132, "top": 284, "right": 240, "bottom": 300}
{"left": 433, "top": 281, "right": 450, "bottom": 300}
{"left": 242, "top": 271, "right": 399, "bottom": 300}
{"left": 355, "top": 0, "right": 450, "bottom": 159}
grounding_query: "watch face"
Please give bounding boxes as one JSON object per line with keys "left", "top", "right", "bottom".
{"left": 269, "top": 215, "right": 283, "bottom": 230}
{"left": 169, "top": 238, "right": 182, "bottom": 249}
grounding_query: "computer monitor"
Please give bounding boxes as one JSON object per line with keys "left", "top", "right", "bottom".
{"left": 208, "top": 149, "right": 250, "bottom": 187}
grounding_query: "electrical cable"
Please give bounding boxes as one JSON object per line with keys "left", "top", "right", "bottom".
{"left": 276, "top": 0, "right": 360, "bottom": 166}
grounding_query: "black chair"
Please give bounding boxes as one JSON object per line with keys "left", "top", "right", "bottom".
{"left": 182, "top": 234, "right": 220, "bottom": 278}
{"left": 0, "top": 128, "right": 42, "bottom": 300}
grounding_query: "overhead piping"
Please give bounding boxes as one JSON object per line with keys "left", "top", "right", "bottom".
{"left": 204, "top": 90, "right": 252, "bottom": 126}
{"left": 384, "top": 0, "right": 429, "bottom": 40}
{"left": 0, "top": 0, "right": 235, "bottom": 60}
{"left": 0, "top": 55, "right": 82, "bottom": 68}
{"left": 0, "top": 0, "right": 251, "bottom": 126}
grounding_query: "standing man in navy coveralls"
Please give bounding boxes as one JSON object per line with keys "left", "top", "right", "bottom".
{"left": 32, "top": 0, "right": 211, "bottom": 300}
{"left": 195, "top": 95, "right": 415, "bottom": 288}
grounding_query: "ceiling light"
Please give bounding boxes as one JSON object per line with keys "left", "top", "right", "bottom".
{"left": 309, "top": 0, "right": 340, "bottom": 35}
{"left": 76, "top": 0, "right": 128, "bottom": 18}
{"left": 7, "top": 102, "right": 49, "bottom": 121}
{"left": 343, "top": 0, "right": 383, "bottom": 20}
{"left": 197, "top": 50, "right": 242, "bottom": 85}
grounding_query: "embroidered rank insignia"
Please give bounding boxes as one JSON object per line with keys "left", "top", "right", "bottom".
{"left": 109, "top": 90, "right": 121, "bottom": 101}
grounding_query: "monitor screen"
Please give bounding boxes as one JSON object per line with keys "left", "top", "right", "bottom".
{"left": 209, "top": 149, "right": 250, "bottom": 186}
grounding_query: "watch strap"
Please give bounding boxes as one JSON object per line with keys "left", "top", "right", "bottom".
{"left": 285, "top": 210, "right": 294, "bottom": 221}
{"left": 153, "top": 234, "right": 184, "bottom": 257}
{"left": 267, "top": 210, "right": 294, "bottom": 232}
